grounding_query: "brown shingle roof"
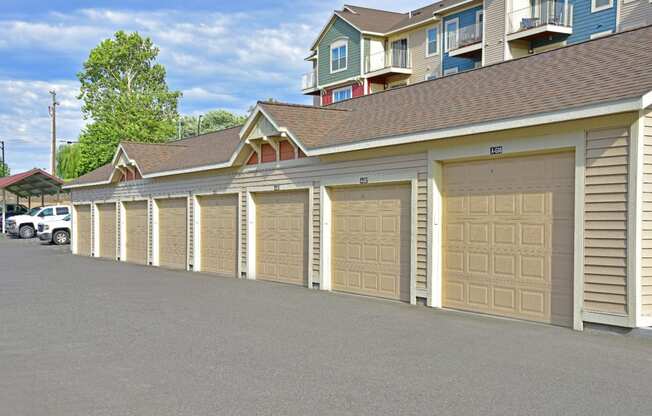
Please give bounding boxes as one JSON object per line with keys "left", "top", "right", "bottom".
{"left": 67, "top": 26, "right": 652, "bottom": 187}
{"left": 67, "top": 126, "right": 242, "bottom": 186}
{"left": 284, "top": 26, "right": 652, "bottom": 149}
{"left": 333, "top": 1, "right": 472, "bottom": 35}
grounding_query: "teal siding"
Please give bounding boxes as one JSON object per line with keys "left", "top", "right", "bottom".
{"left": 317, "top": 17, "right": 361, "bottom": 86}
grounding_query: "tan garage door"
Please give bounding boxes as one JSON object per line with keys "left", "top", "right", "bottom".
{"left": 124, "top": 201, "right": 148, "bottom": 265}
{"left": 255, "top": 190, "right": 308, "bottom": 285}
{"left": 443, "top": 152, "right": 575, "bottom": 326}
{"left": 199, "top": 194, "right": 238, "bottom": 277}
{"left": 97, "top": 203, "right": 117, "bottom": 259}
{"left": 332, "top": 184, "right": 411, "bottom": 301}
{"left": 158, "top": 198, "right": 187, "bottom": 270}
{"left": 75, "top": 205, "right": 92, "bottom": 256}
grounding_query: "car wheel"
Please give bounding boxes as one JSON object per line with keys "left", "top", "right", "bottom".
{"left": 53, "top": 230, "right": 70, "bottom": 245}
{"left": 19, "top": 225, "right": 35, "bottom": 239}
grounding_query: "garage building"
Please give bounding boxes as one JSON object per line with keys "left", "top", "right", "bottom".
{"left": 64, "top": 29, "right": 652, "bottom": 330}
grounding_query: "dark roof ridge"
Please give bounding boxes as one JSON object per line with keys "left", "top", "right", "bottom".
{"left": 342, "top": 4, "right": 405, "bottom": 15}
{"left": 323, "top": 24, "right": 652, "bottom": 108}
{"left": 259, "top": 101, "right": 351, "bottom": 112}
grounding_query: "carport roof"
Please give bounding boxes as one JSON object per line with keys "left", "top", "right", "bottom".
{"left": 0, "top": 168, "right": 64, "bottom": 198}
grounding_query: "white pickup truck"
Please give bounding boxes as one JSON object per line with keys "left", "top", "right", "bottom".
{"left": 5, "top": 205, "right": 71, "bottom": 239}
{"left": 37, "top": 214, "right": 71, "bottom": 245}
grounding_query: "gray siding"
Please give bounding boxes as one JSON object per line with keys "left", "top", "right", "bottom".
{"left": 618, "top": 0, "right": 652, "bottom": 31}
{"left": 642, "top": 110, "right": 652, "bottom": 317}
{"left": 584, "top": 127, "right": 630, "bottom": 315}
{"left": 405, "top": 24, "right": 443, "bottom": 82}
{"left": 71, "top": 153, "right": 429, "bottom": 291}
{"left": 484, "top": 0, "right": 505, "bottom": 65}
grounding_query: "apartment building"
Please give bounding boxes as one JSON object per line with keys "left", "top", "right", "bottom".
{"left": 302, "top": 0, "right": 650, "bottom": 104}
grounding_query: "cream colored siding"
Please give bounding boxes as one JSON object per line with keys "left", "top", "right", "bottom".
{"left": 407, "top": 25, "right": 442, "bottom": 82}
{"left": 123, "top": 201, "right": 148, "bottom": 265}
{"left": 584, "top": 128, "right": 630, "bottom": 315}
{"left": 642, "top": 111, "right": 652, "bottom": 317}
{"left": 70, "top": 153, "right": 429, "bottom": 291}
{"left": 157, "top": 198, "right": 188, "bottom": 270}
{"left": 618, "top": 0, "right": 652, "bottom": 31}
{"left": 484, "top": 0, "right": 506, "bottom": 64}
{"left": 97, "top": 203, "right": 117, "bottom": 259}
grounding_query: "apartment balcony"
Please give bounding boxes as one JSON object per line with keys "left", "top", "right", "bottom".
{"left": 301, "top": 70, "right": 319, "bottom": 95}
{"left": 448, "top": 22, "right": 483, "bottom": 58}
{"left": 507, "top": 0, "right": 573, "bottom": 42}
{"left": 363, "top": 49, "right": 412, "bottom": 83}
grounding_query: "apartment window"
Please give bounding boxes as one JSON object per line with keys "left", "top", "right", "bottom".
{"left": 426, "top": 27, "right": 439, "bottom": 56}
{"left": 330, "top": 40, "right": 348, "bottom": 73}
{"left": 445, "top": 18, "right": 459, "bottom": 52}
{"left": 591, "top": 0, "right": 613, "bottom": 12}
{"left": 332, "top": 86, "right": 352, "bottom": 102}
{"left": 444, "top": 67, "right": 458, "bottom": 76}
{"left": 476, "top": 11, "right": 484, "bottom": 37}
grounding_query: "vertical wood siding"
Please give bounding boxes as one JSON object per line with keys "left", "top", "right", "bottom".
{"left": 584, "top": 128, "right": 630, "bottom": 315}
{"left": 484, "top": 0, "right": 506, "bottom": 65}
{"left": 642, "top": 111, "right": 652, "bottom": 316}
{"left": 71, "top": 153, "right": 429, "bottom": 290}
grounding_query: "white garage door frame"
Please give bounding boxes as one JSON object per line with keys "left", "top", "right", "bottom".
{"left": 320, "top": 171, "right": 419, "bottom": 305}
{"left": 246, "top": 185, "right": 313, "bottom": 285}
{"left": 119, "top": 198, "right": 150, "bottom": 264}
{"left": 93, "top": 200, "right": 119, "bottom": 259}
{"left": 192, "top": 191, "right": 242, "bottom": 277}
{"left": 428, "top": 131, "right": 586, "bottom": 330}
{"left": 72, "top": 202, "right": 92, "bottom": 256}
{"left": 152, "top": 195, "right": 190, "bottom": 269}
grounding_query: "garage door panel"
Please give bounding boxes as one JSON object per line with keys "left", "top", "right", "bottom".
{"left": 255, "top": 191, "right": 308, "bottom": 285}
{"left": 97, "top": 203, "right": 117, "bottom": 259}
{"left": 124, "top": 201, "right": 148, "bottom": 265}
{"left": 158, "top": 198, "right": 187, "bottom": 270}
{"left": 443, "top": 152, "right": 574, "bottom": 327}
{"left": 75, "top": 205, "right": 92, "bottom": 256}
{"left": 332, "top": 184, "right": 411, "bottom": 301}
{"left": 199, "top": 194, "right": 237, "bottom": 277}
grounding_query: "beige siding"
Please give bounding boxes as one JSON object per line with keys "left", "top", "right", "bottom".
{"left": 484, "top": 0, "right": 506, "bottom": 65}
{"left": 642, "top": 110, "right": 652, "bottom": 316}
{"left": 71, "top": 153, "right": 429, "bottom": 291}
{"left": 406, "top": 24, "right": 442, "bottom": 82}
{"left": 584, "top": 128, "right": 630, "bottom": 315}
{"left": 618, "top": 0, "right": 652, "bottom": 31}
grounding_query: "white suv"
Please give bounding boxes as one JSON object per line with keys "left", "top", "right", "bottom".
{"left": 5, "top": 205, "right": 71, "bottom": 239}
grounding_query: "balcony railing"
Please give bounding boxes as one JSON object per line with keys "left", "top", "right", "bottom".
{"left": 301, "top": 70, "right": 317, "bottom": 90}
{"left": 507, "top": 0, "right": 573, "bottom": 34}
{"left": 364, "top": 49, "right": 410, "bottom": 74}
{"left": 448, "top": 22, "right": 483, "bottom": 51}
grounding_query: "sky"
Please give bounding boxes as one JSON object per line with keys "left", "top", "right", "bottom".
{"left": 0, "top": 0, "right": 427, "bottom": 174}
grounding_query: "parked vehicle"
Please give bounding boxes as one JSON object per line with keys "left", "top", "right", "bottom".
{"left": 37, "top": 214, "right": 71, "bottom": 245}
{"left": 0, "top": 203, "right": 29, "bottom": 230}
{"left": 5, "top": 205, "right": 71, "bottom": 239}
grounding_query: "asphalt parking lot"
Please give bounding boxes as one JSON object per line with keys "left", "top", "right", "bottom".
{"left": 1, "top": 235, "right": 651, "bottom": 415}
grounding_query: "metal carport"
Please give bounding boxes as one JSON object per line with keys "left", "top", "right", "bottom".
{"left": 0, "top": 168, "right": 65, "bottom": 233}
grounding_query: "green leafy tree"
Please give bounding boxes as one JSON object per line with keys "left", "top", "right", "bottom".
{"left": 178, "top": 109, "right": 247, "bottom": 139}
{"left": 76, "top": 31, "right": 181, "bottom": 176}
{"left": 0, "top": 161, "right": 9, "bottom": 177}
{"left": 56, "top": 144, "right": 81, "bottom": 180}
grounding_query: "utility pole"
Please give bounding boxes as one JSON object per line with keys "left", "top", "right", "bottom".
{"left": 197, "top": 115, "right": 203, "bottom": 136}
{"left": 48, "top": 90, "right": 59, "bottom": 175}
{"left": 0, "top": 140, "right": 5, "bottom": 176}
{"left": 177, "top": 118, "right": 182, "bottom": 140}
{"left": 1, "top": 140, "right": 5, "bottom": 233}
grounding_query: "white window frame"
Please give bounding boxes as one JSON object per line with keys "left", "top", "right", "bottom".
{"left": 425, "top": 26, "right": 439, "bottom": 57}
{"left": 590, "top": 30, "right": 613, "bottom": 39}
{"left": 332, "top": 86, "right": 352, "bottom": 102}
{"left": 443, "top": 67, "right": 458, "bottom": 76}
{"left": 475, "top": 10, "right": 484, "bottom": 38}
{"left": 591, "top": 0, "right": 613, "bottom": 12}
{"left": 444, "top": 18, "right": 459, "bottom": 53}
{"left": 330, "top": 39, "right": 348, "bottom": 74}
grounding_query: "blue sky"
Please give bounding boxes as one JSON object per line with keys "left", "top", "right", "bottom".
{"left": 0, "top": 0, "right": 426, "bottom": 173}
